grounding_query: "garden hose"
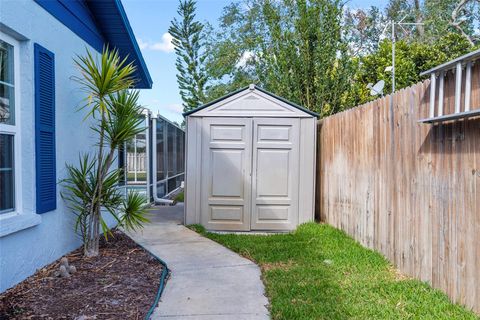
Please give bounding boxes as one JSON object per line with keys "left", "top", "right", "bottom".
{"left": 138, "top": 243, "right": 170, "bottom": 320}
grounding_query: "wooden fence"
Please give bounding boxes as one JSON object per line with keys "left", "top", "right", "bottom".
{"left": 316, "top": 63, "right": 480, "bottom": 313}
{"left": 127, "top": 152, "right": 146, "bottom": 172}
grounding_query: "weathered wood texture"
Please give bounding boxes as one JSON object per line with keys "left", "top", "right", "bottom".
{"left": 317, "top": 63, "right": 480, "bottom": 313}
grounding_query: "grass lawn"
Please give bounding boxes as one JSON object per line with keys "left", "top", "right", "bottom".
{"left": 173, "top": 191, "right": 184, "bottom": 202}
{"left": 127, "top": 172, "right": 146, "bottom": 181}
{"left": 189, "top": 223, "right": 478, "bottom": 320}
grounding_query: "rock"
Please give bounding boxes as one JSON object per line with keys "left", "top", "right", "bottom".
{"left": 59, "top": 265, "right": 70, "bottom": 278}
{"left": 60, "top": 257, "right": 70, "bottom": 268}
{"left": 69, "top": 265, "right": 77, "bottom": 274}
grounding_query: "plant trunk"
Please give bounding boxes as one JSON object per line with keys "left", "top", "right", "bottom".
{"left": 84, "top": 112, "right": 118, "bottom": 257}
{"left": 84, "top": 106, "right": 106, "bottom": 257}
{"left": 84, "top": 210, "right": 100, "bottom": 257}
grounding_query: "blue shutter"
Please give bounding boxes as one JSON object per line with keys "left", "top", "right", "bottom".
{"left": 34, "top": 43, "right": 56, "bottom": 214}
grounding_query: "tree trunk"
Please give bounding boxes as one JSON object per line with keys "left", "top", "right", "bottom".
{"left": 414, "top": 0, "right": 425, "bottom": 39}
{"left": 83, "top": 127, "right": 117, "bottom": 257}
{"left": 84, "top": 107, "right": 106, "bottom": 258}
{"left": 84, "top": 208, "right": 100, "bottom": 257}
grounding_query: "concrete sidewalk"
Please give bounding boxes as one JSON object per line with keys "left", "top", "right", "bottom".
{"left": 128, "top": 204, "right": 270, "bottom": 320}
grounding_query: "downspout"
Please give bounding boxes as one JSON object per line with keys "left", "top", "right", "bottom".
{"left": 144, "top": 111, "right": 149, "bottom": 202}
{"left": 151, "top": 116, "right": 174, "bottom": 205}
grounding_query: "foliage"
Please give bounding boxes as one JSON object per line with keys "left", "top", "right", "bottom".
{"left": 344, "top": 0, "right": 480, "bottom": 51}
{"left": 173, "top": 191, "right": 184, "bottom": 203}
{"left": 351, "top": 32, "right": 476, "bottom": 106}
{"left": 191, "top": 223, "right": 478, "bottom": 319}
{"left": 169, "top": 0, "right": 208, "bottom": 113}
{"left": 171, "top": 0, "right": 480, "bottom": 117}
{"left": 205, "top": 0, "right": 354, "bottom": 116}
{"left": 62, "top": 47, "right": 149, "bottom": 257}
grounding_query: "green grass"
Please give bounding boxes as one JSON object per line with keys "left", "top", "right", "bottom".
{"left": 127, "top": 172, "right": 146, "bottom": 181}
{"left": 189, "top": 223, "right": 478, "bottom": 320}
{"left": 173, "top": 191, "right": 184, "bottom": 202}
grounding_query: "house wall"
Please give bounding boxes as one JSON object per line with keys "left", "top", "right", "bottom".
{"left": 0, "top": 0, "right": 116, "bottom": 291}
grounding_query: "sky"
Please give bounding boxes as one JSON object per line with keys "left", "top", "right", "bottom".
{"left": 122, "top": 0, "right": 387, "bottom": 124}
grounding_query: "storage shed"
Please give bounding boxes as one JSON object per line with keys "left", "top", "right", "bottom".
{"left": 184, "top": 85, "right": 318, "bottom": 231}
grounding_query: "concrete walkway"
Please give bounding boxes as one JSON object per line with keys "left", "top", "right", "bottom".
{"left": 128, "top": 204, "right": 270, "bottom": 320}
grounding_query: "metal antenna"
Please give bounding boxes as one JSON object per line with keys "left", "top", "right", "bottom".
{"left": 384, "top": 16, "right": 424, "bottom": 95}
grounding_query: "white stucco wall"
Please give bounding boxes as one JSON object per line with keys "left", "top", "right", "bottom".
{"left": 0, "top": 0, "right": 117, "bottom": 291}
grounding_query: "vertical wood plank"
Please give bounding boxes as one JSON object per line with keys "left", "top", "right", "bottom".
{"left": 316, "top": 63, "right": 480, "bottom": 314}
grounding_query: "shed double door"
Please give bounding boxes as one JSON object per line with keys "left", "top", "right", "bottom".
{"left": 201, "top": 117, "right": 299, "bottom": 231}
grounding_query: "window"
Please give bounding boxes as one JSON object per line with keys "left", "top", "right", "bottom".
{"left": 0, "top": 35, "right": 19, "bottom": 215}
{"left": 156, "top": 118, "right": 165, "bottom": 181}
{"left": 0, "top": 135, "right": 14, "bottom": 212}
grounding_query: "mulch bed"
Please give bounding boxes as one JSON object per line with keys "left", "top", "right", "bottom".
{"left": 0, "top": 230, "right": 164, "bottom": 320}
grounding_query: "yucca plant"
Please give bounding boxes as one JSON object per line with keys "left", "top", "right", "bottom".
{"left": 62, "top": 47, "right": 149, "bottom": 257}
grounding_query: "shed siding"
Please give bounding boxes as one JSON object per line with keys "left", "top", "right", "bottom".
{"left": 184, "top": 87, "right": 316, "bottom": 231}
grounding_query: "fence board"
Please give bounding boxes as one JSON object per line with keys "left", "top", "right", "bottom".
{"left": 317, "top": 63, "right": 480, "bottom": 313}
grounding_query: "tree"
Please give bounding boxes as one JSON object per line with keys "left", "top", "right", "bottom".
{"left": 344, "top": 6, "right": 385, "bottom": 56}
{"left": 341, "top": 0, "right": 479, "bottom": 106}
{"left": 352, "top": 32, "right": 475, "bottom": 105}
{"left": 206, "top": 0, "right": 354, "bottom": 116}
{"left": 188, "top": 0, "right": 479, "bottom": 116}
{"left": 169, "top": 0, "right": 208, "bottom": 113}
{"left": 62, "top": 48, "right": 149, "bottom": 257}
{"left": 344, "top": 0, "right": 480, "bottom": 48}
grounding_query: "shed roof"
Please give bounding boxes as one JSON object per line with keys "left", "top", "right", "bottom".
{"left": 183, "top": 85, "right": 319, "bottom": 117}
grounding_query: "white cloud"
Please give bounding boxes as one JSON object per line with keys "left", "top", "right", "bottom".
{"left": 137, "top": 38, "right": 149, "bottom": 50}
{"left": 164, "top": 103, "right": 183, "bottom": 114}
{"left": 138, "top": 33, "right": 175, "bottom": 53}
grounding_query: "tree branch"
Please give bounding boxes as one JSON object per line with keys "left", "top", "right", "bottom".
{"left": 450, "top": 0, "right": 475, "bottom": 46}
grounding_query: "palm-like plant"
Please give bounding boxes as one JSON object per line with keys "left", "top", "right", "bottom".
{"left": 62, "top": 47, "right": 149, "bottom": 257}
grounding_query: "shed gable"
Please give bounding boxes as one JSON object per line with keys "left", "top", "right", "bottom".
{"left": 189, "top": 86, "right": 315, "bottom": 118}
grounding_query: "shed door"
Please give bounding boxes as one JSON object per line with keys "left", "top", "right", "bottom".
{"left": 201, "top": 118, "right": 252, "bottom": 231}
{"left": 251, "top": 118, "right": 299, "bottom": 230}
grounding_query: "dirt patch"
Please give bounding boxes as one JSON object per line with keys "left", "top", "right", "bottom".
{"left": 389, "top": 266, "right": 411, "bottom": 281}
{"left": 262, "top": 260, "right": 295, "bottom": 272}
{"left": 0, "top": 230, "right": 163, "bottom": 320}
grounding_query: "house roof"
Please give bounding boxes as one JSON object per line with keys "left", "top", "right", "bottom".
{"left": 34, "top": 0, "right": 152, "bottom": 89}
{"left": 183, "top": 84, "right": 319, "bottom": 117}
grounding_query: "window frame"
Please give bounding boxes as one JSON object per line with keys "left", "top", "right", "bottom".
{"left": 0, "top": 31, "right": 23, "bottom": 217}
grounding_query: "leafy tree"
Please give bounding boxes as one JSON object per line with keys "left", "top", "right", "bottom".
{"left": 341, "top": 0, "right": 479, "bottom": 106}
{"left": 185, "top": 0, "right": 479, "bottom": 116}
{"left": 169, "top": 0, "right": 208, "bottom": 112}
{"left": 344, "top": 6, "right": 386, "bottom": 56}
{"left": 62, "top": 48, "right": 149, "bottom": 257}
{"left": 351, "top": 33, "right": 475, "bottom": 105}
{"left": 206, "top": 0, "right": 354, "bottom": 116}
{"left": 344, "top": 0, "right": 480, "bottom": 48}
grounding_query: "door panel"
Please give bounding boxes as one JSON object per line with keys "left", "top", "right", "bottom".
{"left": 256, "top": 149, "right": 290, "bottom": 197}
{"left": 211, "top": 150, "right": 244, "bottom": 197}
{"left": 201, "top": 118, "right": 252, "bottom": 231}
{"left": 251, "top": 118, "right": 299, "bottom": 230}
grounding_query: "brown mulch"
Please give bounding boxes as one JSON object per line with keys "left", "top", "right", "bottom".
{"left": 0, "top": 230, "right": 164, "bottom": 320}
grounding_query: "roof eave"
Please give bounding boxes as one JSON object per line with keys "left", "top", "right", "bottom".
{"left": 183, "top": 85, "right": 319, "bottom": 118}
{"left": 86, "top": 0, "right": 152, "bottom": 89}
{"left": 113, "top": 0, "right": 152, "bottom": 89}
